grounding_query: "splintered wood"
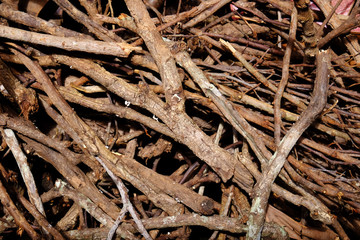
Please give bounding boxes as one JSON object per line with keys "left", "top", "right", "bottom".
{"left": 0, "top": 0, "right": 359, "bottom": 239}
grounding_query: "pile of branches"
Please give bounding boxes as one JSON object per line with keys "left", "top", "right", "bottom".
{"left": 0, "top": 0, "right": 360, "bottom": 239}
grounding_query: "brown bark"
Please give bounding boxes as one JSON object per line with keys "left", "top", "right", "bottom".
{"left": 0, "top": 1, "right": 359, "bottom": 239}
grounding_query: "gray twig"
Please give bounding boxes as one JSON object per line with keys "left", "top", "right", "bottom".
{"left": 246, "top": 50, "right": 331, "bottom": 240}
{"left": 95, "top": 157, "right": 152, "bottom": 240}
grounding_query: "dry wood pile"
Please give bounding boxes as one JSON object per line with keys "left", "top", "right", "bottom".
{"left": 0, "top": 0, "right": 360, "bottom": 239}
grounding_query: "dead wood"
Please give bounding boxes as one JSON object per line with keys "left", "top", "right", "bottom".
{"left": 0, "top": 0, "right": 359, "bottom": 239}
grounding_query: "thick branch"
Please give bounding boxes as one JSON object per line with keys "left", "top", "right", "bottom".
{"left": 53, "top": 54, "right": 239, "bottom": 183}
{"left": 124, "top": 0, "right": 185, "bottom": 109}
{"left": 0, "top": 26, "right": 138, "bottom": 57}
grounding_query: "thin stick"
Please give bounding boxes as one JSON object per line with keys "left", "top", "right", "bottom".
{"left": 316, "top": 0, "right": 344, "bottom": 39}
{"left": 2, "top": 129, "right": 45, "bottom": 216}
{"left": 220, "top": 39, "right": 307, "bottom": 109}
{"left": 246, "top": 50, "right": 330, "bottom": 240}
{"left": 18, "top": 195, "right": 65, "bottom": 240}
{"left": 52, "top": 0, "right": 122, "bottom": 42}
{"left": 0, "top": 3, "right": 92, "bottom": 39}
{"left": 95, "top": 157, "right": 152, "bottom": 240}
{"left": 51, "top": 179, "right": 138, "bottom": 240}
{"left": 208, "top": 185, "right": 234, "bottom": 240}
{"left": 107, "top": 208, "right": 128, "bottom": 240}
{"left": 0, "top": 175, "right": 40, "bottom": 239}
{"left": 318, "top": 15, "right": 360, "bottom": 48}
{"left": 274, "top": 8, "right": 298, "bottom": 146}
{"left": 175, "top": 51, "right": 268, "bottom": 166}
{"left": 182, "top": 0, "right": 232, "bottom": 29}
